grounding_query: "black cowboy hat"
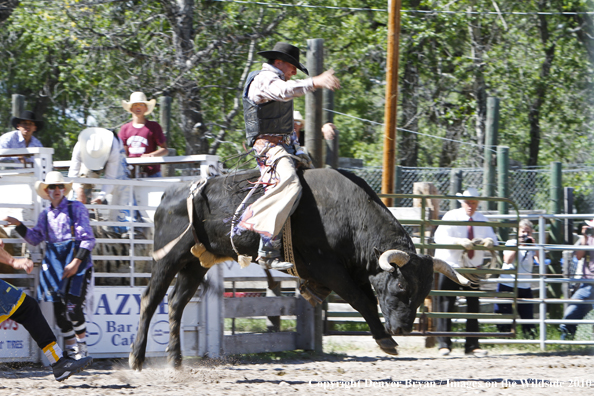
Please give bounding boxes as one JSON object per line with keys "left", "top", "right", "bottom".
{"left": 257, "top": 42, "right": 309, "bottom": 75}
{"left": 11, "top": 110, "right": 44, "bottom": 132}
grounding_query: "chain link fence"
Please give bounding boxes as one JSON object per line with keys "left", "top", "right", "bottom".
{"left": 341, "top": 164, "right": 594, "bottom": 213}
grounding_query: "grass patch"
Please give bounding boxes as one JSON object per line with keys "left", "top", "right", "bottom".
{"left": 224, "top": 318, "right": 296, "bottom": 333}
{"left": 328, "top": 322, "right": 370, "bottom": 332}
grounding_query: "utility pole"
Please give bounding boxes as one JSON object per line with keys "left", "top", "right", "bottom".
{"left": 381, "top": 0, "right": 402, "bottom": 207}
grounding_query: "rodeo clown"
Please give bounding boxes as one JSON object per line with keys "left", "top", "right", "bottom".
{"left": 4, "top": 172, "right": 95, "bottom": 361}
{"left": 0, "top": 241, "right": 92, "bottom": 381}
{"left": 234, "top": 42, "right": 340, "bottom": 271}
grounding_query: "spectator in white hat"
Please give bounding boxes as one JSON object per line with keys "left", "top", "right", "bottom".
{"left": 68, "top": 127, "right": 129, "bottom": 204}
{"left": 118, "top": 92, "right": 168, "bottom": 177}
{"left": 68, "top": 127, "right": 138, "bottom": 232}
{"left": 433, "top": 187, "right": 499, "bottom": 357}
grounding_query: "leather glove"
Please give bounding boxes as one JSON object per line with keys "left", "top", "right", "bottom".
{"left": 454, "top": 238, "right": 474, "bottom": 250}
{"left": 481, "top": 237, "right": 494, "bottom": 249}
{"left": 296, "top": 153, "right": 314, "bottom": 169}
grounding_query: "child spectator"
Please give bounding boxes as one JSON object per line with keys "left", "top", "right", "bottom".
{"left": 118, "top": 92, "right": 168, "bottom": 177}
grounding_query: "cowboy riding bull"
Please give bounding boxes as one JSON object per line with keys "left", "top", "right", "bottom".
{"left": 128, "top": 167, "right": 471, "bottom": 370}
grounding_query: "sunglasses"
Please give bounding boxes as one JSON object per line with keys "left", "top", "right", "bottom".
{"left": 18, "top": 121, "right": 36, "bottom": 127}
{"left": 295, "top": 121, "right": 303, "bottom": 127}
{"left": 47, "top": 184, "right": 65, "bottom": 190}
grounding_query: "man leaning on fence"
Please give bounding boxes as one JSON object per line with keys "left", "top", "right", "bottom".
{"left": 433, "top": 187, "right": 499, "bottom": 357}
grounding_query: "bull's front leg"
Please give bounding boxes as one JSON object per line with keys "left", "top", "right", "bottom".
{"left": 306, "top": 265, "right": 398, "bottom": 355}
{"left": 130, "top": 258, "right": 183, "bottom": 371}
{"left": 166, "top": 262, "right": 208, "bottom": 368}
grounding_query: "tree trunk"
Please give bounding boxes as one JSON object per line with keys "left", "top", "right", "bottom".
{"left": 0, "top": 0, "right": 19, "bottom": 24}
{"left": 467, "top": 10, "right": 487, "bottom": 162}
{"left": 528, "top": 4, "right": 556, "bottom": 167}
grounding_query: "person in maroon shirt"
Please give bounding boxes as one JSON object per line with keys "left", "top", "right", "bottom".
{"left": 118, "top": 92, "right": 168, "bottom": 177}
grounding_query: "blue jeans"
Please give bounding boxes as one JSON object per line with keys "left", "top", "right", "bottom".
{"left": 560, "top": 283, "right": 594, "bottom": 339}
{"left": 148, "top": 171, "right": 162, "bottom": 178}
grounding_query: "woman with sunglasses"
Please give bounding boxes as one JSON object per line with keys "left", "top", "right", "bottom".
{"left": 4, "top": 171, "right": 95, "bottom": 361}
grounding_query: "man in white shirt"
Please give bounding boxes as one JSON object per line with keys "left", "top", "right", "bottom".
{"left": 234, "top": 42, "right": 340, "bottom": 271}
{"left": 434, "top": 187, "right": 498, "bottom": 357}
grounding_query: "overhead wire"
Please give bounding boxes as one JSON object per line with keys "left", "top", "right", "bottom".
{"left": 325, "top": 108, "right": 496, "bottom": 152}
{"left": 210, "top": 0, "right": 594, "bottom": 16}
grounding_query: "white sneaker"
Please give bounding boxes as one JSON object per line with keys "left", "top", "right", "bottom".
{"left": 465, "top": 348, "right": 488, "bottom": 357}
{"left": 438, "top": 348, "right": 451, "bottom": 356}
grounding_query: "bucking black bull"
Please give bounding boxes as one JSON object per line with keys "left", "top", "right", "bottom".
{"left": 129, "top": 168, "right": 469, "bottom": 370}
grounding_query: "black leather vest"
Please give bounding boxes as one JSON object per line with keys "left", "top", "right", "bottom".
{"left": 243, "top": 70, "right": 294, "bottom": 147}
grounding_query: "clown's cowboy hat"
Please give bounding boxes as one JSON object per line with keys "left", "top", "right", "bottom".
{"left": 122, "top": 92, "right": 156, "bottom": 116}
{"left": 11, "top": 110, "right": 44, "bottom": 132}
{"left": 78, "top": 128, "right": 114, "bottom": 171}
{"left": 35, "top": 171, "right": 73, "bottom": 200}
{"left": 456, "top": 187, "right": 480, "bottom": 203}
{"left": 258, "top": 42, "right": 309, "bottom": 75}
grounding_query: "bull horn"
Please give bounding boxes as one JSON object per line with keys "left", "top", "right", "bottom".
{"left": 378, "top": 250, "right": 410, "bottom": 272}
{"left": 432, "top": 257, "right": 472, "bottom": 286}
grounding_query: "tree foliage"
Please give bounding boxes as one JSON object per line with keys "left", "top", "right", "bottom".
{"left": 1, "top": 0, "right": 594, "bottom": 168}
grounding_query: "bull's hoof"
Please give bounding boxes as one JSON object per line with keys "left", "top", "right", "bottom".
{"left": 375, "top": 337, "right": 399, "bottom": 355}
{"left": 167, "top": 354, "right": 183, "bottom": 370}
{"left": 129, "top": 352, "right": 144, "bottom": 372}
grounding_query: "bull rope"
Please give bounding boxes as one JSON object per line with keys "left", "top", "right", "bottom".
{"left": 282, "top": 217, "right": 299, "bottom": 278}
{"left": 151, "top": 179, "right": 205, "bottom": 261}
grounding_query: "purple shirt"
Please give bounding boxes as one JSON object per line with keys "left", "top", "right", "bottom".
{"left": 25, "top": 198, "right": 95, "bottom": 253}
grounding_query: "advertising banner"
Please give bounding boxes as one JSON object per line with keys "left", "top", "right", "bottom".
{"left": 0, "top": 318, "right": 32, "bottom": 361}
{"left": 87, "top": 286, "right": 174, "bottom": 356}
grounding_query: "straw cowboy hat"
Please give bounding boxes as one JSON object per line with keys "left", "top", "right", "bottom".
{"left": 78, "top": 127, "right": 114, "bottom": 171}
{"left": 11, "top": 110, "right": 44, "bottom": 132}
{"left": 456, "top": 187, "right": 480, "bottom": 203}
{"left": 258, "top": 42, "right": 309, "bottom": 75}
{"left": 35, "top": 171, "right": 73, "bottom": 200}
{"left": 293, "top": 111, "right": 304, "bottom": 124}
{"left": 122, "top": 92, "right": 156, "bottom": 116}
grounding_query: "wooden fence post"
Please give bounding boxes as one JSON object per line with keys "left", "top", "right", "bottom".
{"left": 450, "top": 168, "right": 462, "bottom": 210}
{"left": 12, "top": 94, "right": 25, "bottom": 119}
{"left": 306, "top": 39, "right": 324, "bottom": 168}
{"left": 412, "top": 182, "right": 439, "bottom": 347}
{"left": 483, "top": 97, "right": 499, "bottom": 210}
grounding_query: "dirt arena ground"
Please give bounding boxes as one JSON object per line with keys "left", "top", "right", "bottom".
{"left": 1, "top": 336, "right": 593, "bottom": 395}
